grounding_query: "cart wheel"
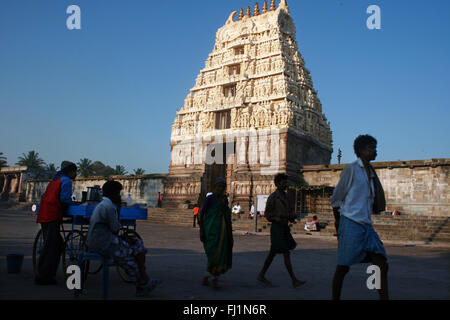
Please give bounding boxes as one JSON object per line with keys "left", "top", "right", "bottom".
{"left": 62, "top": 230, "right": 88, "bottom": 280}
{"left": 32, "top": 229, "right": 43, "bottom": 278}
{"left": 116, "top": 229, "right": 143, "bottom": 283}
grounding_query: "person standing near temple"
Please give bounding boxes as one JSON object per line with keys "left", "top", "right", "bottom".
{"left": 330, "top": 134, "right": 389, "bottom": 300}
{"left": 249, "top": 203, "right": 255, "bottom": 219}
{"left": 199, "top": 178, "right": 233, "bottom": 289}
{"left": 192, "top": 203, "right": 200, "bottom": 228}
{"left": 257, "top": 173, "right": 306, "bottom": 288}
{"left": 35, "top": 161, "right": 77, "bottom": 285}
{"left": 157, "top": 192, "right": 163, "bottom": 208}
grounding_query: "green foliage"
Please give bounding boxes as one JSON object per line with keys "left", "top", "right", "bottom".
{"left": 16, "top": 151, "right": 45, "bottom": 169}
{"left": 0, "top": 152, "right": 7, "bottom": 168}
{"left": 45, "top": 163, "right": 58, "bottom": 174}
{"left": 77, "top": 158, "right": 94, "bottom": 177}
{"left": 133, "top": 168, "right": 146, "bottom": 175}
{"left": 10, "top": 152, "right": 133, "bottom": 178}
{"left": 113, "top": 165, "right": 127, "bottom": 175}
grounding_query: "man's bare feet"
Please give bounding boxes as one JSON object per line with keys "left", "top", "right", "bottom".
{"left": 257, "top": 275, "right": 274, "bottom": 287}
{"left": 202, "top": 276, "right": 210, "bottom": 286}
{"left": 211, "top": 277, "right": 220, "bottom": 289}
{"left": 292, "top": 279, "right": 306, "bottom": 288}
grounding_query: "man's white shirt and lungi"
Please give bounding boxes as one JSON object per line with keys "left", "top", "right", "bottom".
{"left": 331, "top": 158, "right": 387, "bottom": 266}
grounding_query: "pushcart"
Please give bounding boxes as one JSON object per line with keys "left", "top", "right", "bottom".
{"left": 32, "top": 204, "right": 147, "bottom": 283}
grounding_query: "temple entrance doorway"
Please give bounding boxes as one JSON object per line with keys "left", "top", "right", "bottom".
{"left": 202, "top": 142, "right": 235, "bottom": 203}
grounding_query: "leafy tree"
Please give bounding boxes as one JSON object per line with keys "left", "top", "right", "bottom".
{"left": 77, "top": 158, "right": 94, "bottom": 177}
{"left": 45, "top": 163, "right": 58, "bottom": 174}
{"left": 113, "top": 165, "right": 127, "bottom": 175}
{"left": 133, "top": 168, "right": 146, "bottom": 175}
{"left": 0, "top": 152, "right": 7, "bottom": 168}
{"left": 91, "top": 161, "right": 114, "bottom": 177}
{"left": 16, "top": 151, "right": 45, "bottom": 169}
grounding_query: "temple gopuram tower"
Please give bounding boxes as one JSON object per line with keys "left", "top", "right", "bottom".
{"left": 164, "top": 0, "right": 332, "bottom": 209}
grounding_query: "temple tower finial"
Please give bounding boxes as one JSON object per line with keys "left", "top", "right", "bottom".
{"left": 245, "top": 6, "right": 251, "bottom": 17}
{"left": 262, "top": 1, "right": 268, "bottom": 14}
{"left": 238, "top": 8, "right": 244, "bottom": 20}
{"left": 254, "top": 3, "right": 260, "bottom": 16}
{"left": 270, "top": 0, "right": 276, "bottom": 11}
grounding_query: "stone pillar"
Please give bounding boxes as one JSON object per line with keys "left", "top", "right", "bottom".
{"left": 0, "top": 174, "right": 5, "bottom": 193}
{"left": 15, "top": 173, "right": 21, "bottom": 193}
{"left": 0, "top": 174, "right": 12, "bottom": 201}
{"left": 17, "top": 172, "right": 26, "bottom": 202}
{"left": 1, "top": 174, "right": 7, "bottom": 193}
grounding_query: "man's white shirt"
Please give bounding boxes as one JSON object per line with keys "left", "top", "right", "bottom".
{"left": 330, "top": 158, "right": 375, "bottom": 225}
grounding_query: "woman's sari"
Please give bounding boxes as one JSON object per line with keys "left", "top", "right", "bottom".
{"left": 200, "top": 194, "right": 233, "bottom": 276}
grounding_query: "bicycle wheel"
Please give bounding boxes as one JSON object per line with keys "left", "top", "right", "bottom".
{"left": 62, "top": 230, "right": 87, "bottom": 280}
{"left": 32, "top": 229, "right": 43, "bottom": 277}
{"left": 116, "top": 229, "right": 143, "bottom": 283}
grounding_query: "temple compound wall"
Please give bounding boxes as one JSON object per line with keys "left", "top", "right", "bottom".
{"left": 301, "top": 159, "right": 450, "bottom": 217}
{"left": 0, "top": 166, "right": 48, "bottom": 202}
{"left": 25, "top": 174, "right": 166, "bottom": 208}
{"left": 13, "top": 158, "right": 450, "bottom": 217}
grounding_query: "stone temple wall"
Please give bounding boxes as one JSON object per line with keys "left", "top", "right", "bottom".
{"left": 25, "top": 174, "right": 167, "bottom": 207}
{"left": 301, "top": 159, "right": 450, "bottom": 217}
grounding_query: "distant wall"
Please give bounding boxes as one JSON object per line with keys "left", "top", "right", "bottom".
{"left": 301, "top": 159, "right": 450, "bottom": 217}
{"left": 26, "top": 174, "right": 167, "bottom": 207}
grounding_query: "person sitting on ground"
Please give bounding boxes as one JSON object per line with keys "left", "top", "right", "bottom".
{"left": 86, "top": 180, "right": 161, "bottom": 297}
{"left": 232, "top": 203, "right": 242, "bottom": 218}
{"left": 305, "top": 215, "right": 320, "bottom": 232}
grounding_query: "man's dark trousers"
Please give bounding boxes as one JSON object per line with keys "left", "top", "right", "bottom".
{"left": 37, "top": 222, "right": 64, "bottom": 280}
{"left": 193, "top": 215, "right": 199, "bottom": 227}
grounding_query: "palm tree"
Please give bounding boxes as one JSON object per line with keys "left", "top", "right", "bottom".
{"left": 16, "top": 151, "right": 45, "bottom": 169}
{"left": 45, "top": 163, "right": 58, "bottom": 174}
{"left": 77, "top": 158, "right": 94, "bottom": 177}
{"left": 0, "top": 152, "right": 7, "bottom": 168}
{"left": 113, "top": 165, "right": 127, "bottom": 175}
{"left": 133, "top": 168, "right": 146, "bottom": 175}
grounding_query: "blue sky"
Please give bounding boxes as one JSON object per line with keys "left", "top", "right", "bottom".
{"left": 1, "top": 0, "right": 449, "bottom": 173}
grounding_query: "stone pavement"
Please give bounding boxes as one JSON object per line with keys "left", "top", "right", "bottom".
{"left": 0, "top": 209, "right": 449, "bottom": 300}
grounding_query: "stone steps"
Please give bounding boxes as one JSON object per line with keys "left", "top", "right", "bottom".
{"left": 145, "top": 208, "right": 450, "bottom": 244}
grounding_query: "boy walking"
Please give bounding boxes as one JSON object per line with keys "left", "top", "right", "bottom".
{"left": 257, "top": 173, "right": 306, "bottom": 288}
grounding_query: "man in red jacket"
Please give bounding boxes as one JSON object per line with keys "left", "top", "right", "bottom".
{"left": 35, "top": 161, "right": 77, "bottom": 285}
